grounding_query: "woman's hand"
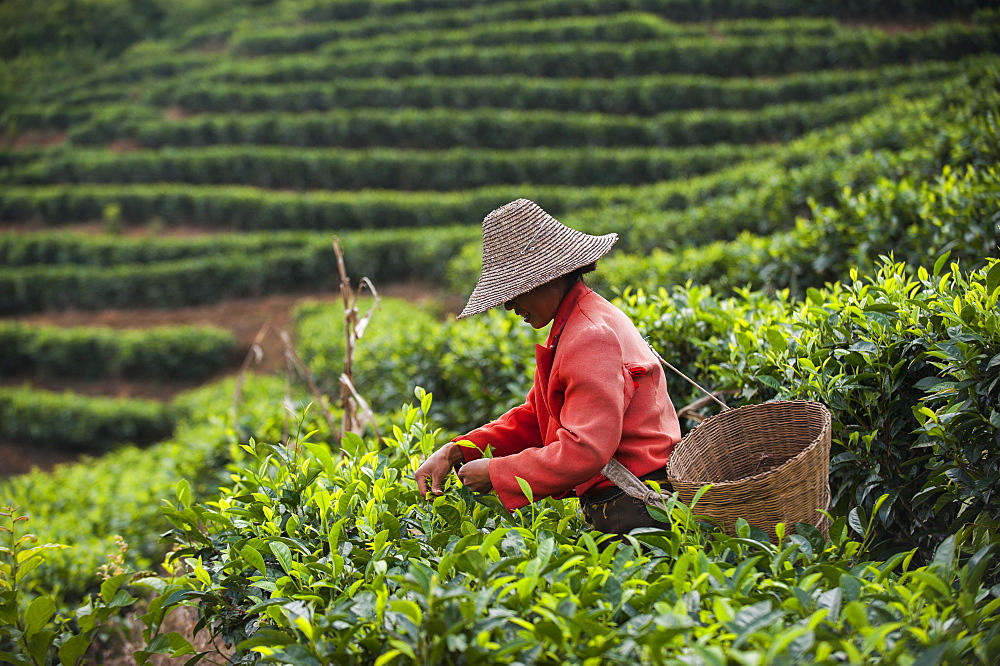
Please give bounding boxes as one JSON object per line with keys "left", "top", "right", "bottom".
{"left": 457, "top": 458, "right": 493, "bottom": 493}
{"left": 415, "top": 442, "right": 464, "bottom": 499}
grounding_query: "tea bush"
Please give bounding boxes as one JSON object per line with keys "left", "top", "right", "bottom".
{"left": 299, "top": 15, "right": 844, "bottom": 58}
{"left": 7, "top": 142, "right": 783, "bottom": 190}
{"left": 125, "top": 23, "right": 1000, "bottom": 83}
{"left": 307, "top": 261, "right": 1000, "bottom": 559}
{"left": 149, "top": 62, "right": 953, "bottom": 116}
{"left": 0, "top": 508, "right": 138, "bottom": 666}
{"left": 133, "top": 391, "right": 1000, "bottom": 665}
{"left": 33, "top": 13, "right": 990, "bottom": 99}
{"left": 292, "top": 0, "right": 988, "bottom": 23}
{"left": 295, "top": 298, "right": 542, "bottom": 434}
{"left": 0, "top": 322, "right": 236, "bottom": 381}
{"left": 620, "top": 258, "right": 1000, "bottom": 563}
{"left": 595, "top": 159, "right": 1000, "bottom": 298}
{"left": 0, "top": 386, "right": 174, "bottom": 452}
{"left": 0, "top": 226, "right": 477, "bottom": 314}
{"left": 4, "top": 66, "right": 976, "bottom": 236}
{"left": 0, "top": 374, "right": 324, "bottom": 606}
{"left": 62, "top": 82, "right": 940, "bottom": 150}
{"left": 0, "top": 229, "right": 314, "bottom": 267}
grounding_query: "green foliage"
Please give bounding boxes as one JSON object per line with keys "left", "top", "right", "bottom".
{"left": 0, "top": 0, "right": 272, "bottom": 58}
{"left": 0, "top": 226, "right": 476, "bottom": 272}
{"left": 296, "top": 300, "right": 542, "bottom": 433}
{"left": 137, "top": 392, "right": 1000, "bottom": 664}
{"left": 5, "top": 58, "right": 987, "bottom": 247}
{"left": 0, "top": 227, "right": 476, "bottom": 314}
{"left": 290, "top": 0, "right": 991, "bottom": 23}
{"left": 56, "top": 16, "right": 992, "bottom": 90}
{"left": 241, "top": 13, "right": 842, "bottom": 58}
{"left": 801, "top": 164, "right": 1000, "bottom": 286}
{"left": 295, "top": 297, "right": 441, "bottom": 417}
{"left": 60, "top": 81, "right": 946, "bottom": 149}
{"left": 0, "top": 386, "right": 173, "bottom": 452}
{"left": 593, "top": 57, "right": 1000, "bottom": 296}
{"left": 0, "top": 322, "right": 236, "bottom": 381}
{"left": 597, "top": 160, "right": 1000, "bottom": 298}
{"left": 620, "top": 259, "right": 1000, "bottom": 563}
{"left": 0, "top": 0, "right": 158, "bottom": 59}
{"left": 0, "top": 374, "right": 309, "bottom": 606}
{"left": 2, "top": 5, "right": 999, "bottom": 662}
{"left": 0, "top": 507, "right": 140, "bottom": 666}
{"left": 140, "top": 61, "right": 954, "bottom": 116}
{"left": 6, "top": 142, "right": 784, "bottom": 190}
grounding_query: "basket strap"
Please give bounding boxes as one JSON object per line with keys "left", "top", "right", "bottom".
{"left": 646, "top": 340, "right": 730, "bottom": 412}
{"left": 600, "top": 458, "right": 671, "bottom": 510}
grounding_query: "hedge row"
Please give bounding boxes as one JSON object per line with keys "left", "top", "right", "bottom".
{"left": 0, "top": 183, "right": 580, "bottom": 230}
{"left": 66, "top": 82, "right": 935, "bottom": 149}
{"left": 0, "top": 149, "right": 46, "bottom": 170}
{"left": 0, "top": 104, "right": 96, "bottom": 134}
{"left": 48, "top": 51, "right": 213, "bottom": 93}
{"left": 41, "top": 17, "right": 992, "bottom": 101}
{"left": 295, "top": 300, "right": 542, "bottom": 433}
{"left": 236, "top": 13, "right": 840, "bottom": 57}
{"left": 142, "top": 61, "right": 956, "bottom": 116}
{"left": 7, "top": 61, "right": 953, "bottom": 135}
{"left": 0, "top": 386, "right": 174, "bottom": 452}
{"left": 0, "top": 322, "right": 237, "bottom": 381}
{"left": 0, "top": 153, "right": 812, "bottom": 231}
{"left": 5, "top": 143, "right": 783, "bottom": 191}
{"left": 0, "top": 226, "right": 479, "bottom": 313}
{"left": 0, "top": 230, "right": 319, "bottom": 267}
{"left": 293, "top": 0, "right": 989, "bottom": 24}
{"left": 187, "top": 26, "right": 999, "bottom": 83}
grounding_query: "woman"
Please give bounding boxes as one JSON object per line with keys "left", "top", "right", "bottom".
{"left": 415, "top": 198, "right": 681, "bottom": 534}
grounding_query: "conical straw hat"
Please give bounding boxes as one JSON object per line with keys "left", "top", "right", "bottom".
{"left": 458, "top": 199, "right": 618, "bottom": 319}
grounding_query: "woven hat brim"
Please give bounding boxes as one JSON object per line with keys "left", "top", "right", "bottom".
{"left": 457, "top": 232, "right": 617, "bottom": 319}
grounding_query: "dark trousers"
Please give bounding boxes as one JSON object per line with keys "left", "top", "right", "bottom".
{"left": 579, "top": 470, "right": 672, "bottom": 535}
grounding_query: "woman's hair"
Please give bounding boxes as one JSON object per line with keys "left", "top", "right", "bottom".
{"left": 565, "top": 262, "right": 598, "bottom": 283}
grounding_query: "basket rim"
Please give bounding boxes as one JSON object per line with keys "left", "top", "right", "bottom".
{"left": 667, "top": 399, "right": 831, "bottom": 488}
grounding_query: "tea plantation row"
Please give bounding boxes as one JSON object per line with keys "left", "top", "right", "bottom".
{"left": 60, "top": 83, "right": 933, "bottom": 149}
{"left": 67, "top": 21, "right": 993, "bottom": 91}
{"left": 12, "top": 61, "right": 953, "bottom": 123}
{"left": 239, "top": 13, "right": 846, "bottom": 56}
{"left": 4, "top": 142, "right": 786, "bottom": 190}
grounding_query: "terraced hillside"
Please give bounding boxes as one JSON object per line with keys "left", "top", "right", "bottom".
{"left": 1, "top": 0, "right": 998, "bottom": 464}
{"left": 1, "top": 5, "right": 999, "bottom": 662}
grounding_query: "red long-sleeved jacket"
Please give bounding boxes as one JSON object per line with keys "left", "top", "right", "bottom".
{"left": 457, "top": 281, "right": 681, "bottom": 511}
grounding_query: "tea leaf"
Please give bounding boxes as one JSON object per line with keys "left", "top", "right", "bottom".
{"left": 24, "top": 595, "right": 55, "bottom": 635}
{"left": 270, "top": 541, "right": 293, "bottom": 575}
{"left": 515, "top": 476, "right": 534, "bottom": 504}
{"left": 242, "top": 545, "right": 267, "bottom": 576}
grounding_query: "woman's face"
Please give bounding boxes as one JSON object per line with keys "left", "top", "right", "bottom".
{"left": 504, "top": 278, "right": 570, "bottom": 329}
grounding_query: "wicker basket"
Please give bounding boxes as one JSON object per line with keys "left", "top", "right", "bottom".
{"left": 666, "top": 400, "right": 832, "bottom": 540}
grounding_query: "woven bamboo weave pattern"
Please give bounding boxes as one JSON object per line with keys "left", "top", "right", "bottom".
{"left": 667, "top": 400, "right": 832, "bottom": 540}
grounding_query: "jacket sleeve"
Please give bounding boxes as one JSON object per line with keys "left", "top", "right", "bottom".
{"left": 453, "top": 382, "right": 544, "bottom": 463}
{"left": 489, "top": 323, "right": 628, "bottom": 511}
